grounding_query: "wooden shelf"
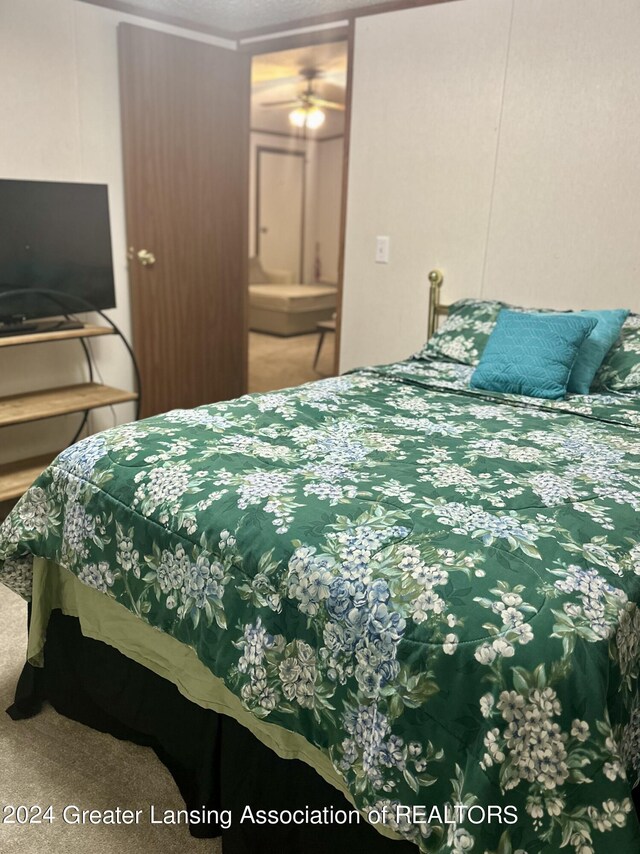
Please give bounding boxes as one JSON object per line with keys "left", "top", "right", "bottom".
{"left": 0, "top": 383, "right": 138, "bottom": 427}
{"left": 0, "top": 324, "right": 114, "bottom": 348}
{"left": 0, "top": 315, "right": 138, "bottom": 504}
{"left": 0, "top": 452, "right": 61, "bottom": 502}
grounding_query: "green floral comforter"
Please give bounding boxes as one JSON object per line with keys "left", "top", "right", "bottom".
{"left": 2, "top": 358, "right": 640, "bottom": 854}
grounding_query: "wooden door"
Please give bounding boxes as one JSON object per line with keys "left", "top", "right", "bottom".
{"left": 118, "top": 24, "right": 249, "bottom": 418}
{"left": 257, "top": 148, "right": 305, "bottom": 281}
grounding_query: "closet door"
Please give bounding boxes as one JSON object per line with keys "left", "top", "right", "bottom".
{"left": 119, "top": 24, "right": 249, "bottom": 418}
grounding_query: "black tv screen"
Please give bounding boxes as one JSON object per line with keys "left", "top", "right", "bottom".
{"left": 0, "top": 179, "right": 116, "bottom": 321}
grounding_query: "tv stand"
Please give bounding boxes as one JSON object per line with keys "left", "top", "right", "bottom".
{"left": 0, "top": 324, "right": 140, "bottom": 509}
{"left": 0, "top": 317, "right": 83, "bottom": 337}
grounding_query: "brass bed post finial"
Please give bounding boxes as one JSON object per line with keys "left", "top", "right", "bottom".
{"left": 427, "top": 269, "right": 444, "bottom": 339}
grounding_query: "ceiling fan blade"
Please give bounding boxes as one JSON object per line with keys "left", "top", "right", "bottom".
{"left": 310, "top": 98, "right": 345, "bottom": 112}
{"left": 252, "top": 75, "right": 308, "bottom": 92}
{"left": 259, "top": 99, "right": 301, "bottom": 108}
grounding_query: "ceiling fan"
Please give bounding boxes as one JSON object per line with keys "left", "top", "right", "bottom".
{"left": 260, "top": 68, "right": 345, "bottom": 130}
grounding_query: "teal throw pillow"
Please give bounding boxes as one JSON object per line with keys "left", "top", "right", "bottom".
{"left": 568, "top": 309, "right": 629, "bottom": 394}
{"left": 470, "top": 310, "right": 597, "bottom": 400}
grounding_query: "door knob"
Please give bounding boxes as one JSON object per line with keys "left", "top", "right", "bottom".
{"left": 127, "top": 247, "right": 156, "bottom": 267}
{"left": 137, "top": 249, "right": 156, "bottom": 267}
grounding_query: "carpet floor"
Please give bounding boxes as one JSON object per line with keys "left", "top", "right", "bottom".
{"left": 0, "top": 583, "right": 220, "bottom": 853}
{"left": 248, "top": 330, "right": 335, "bottom": 393}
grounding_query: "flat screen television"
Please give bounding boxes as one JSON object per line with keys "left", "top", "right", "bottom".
{"left": 0, "top": 179, "right": 116, "bottom": 327}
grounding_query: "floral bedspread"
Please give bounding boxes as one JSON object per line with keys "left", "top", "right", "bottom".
{"left": 1, "top": 358, "right": 640, "bottom": 853}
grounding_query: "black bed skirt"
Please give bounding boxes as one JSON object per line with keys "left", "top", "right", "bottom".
{"left": 8, "top": 610, "right": 416, "bottom": 854}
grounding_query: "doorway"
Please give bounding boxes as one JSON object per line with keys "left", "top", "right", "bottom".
{"left": 246, "top": 38, "right": 350, "bottom": 393}
{"left": 256, "top": 147, "right": 305, "bottom": 282}
{"left": 118, "top": 26, "right": 351, "bottom": 417}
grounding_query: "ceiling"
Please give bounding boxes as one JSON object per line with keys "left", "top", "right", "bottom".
{"left": 251, "top": 41, "right": 348, "bottom": 138}
{"left": 89, "top": 0, "right": 385, "bottom": 34}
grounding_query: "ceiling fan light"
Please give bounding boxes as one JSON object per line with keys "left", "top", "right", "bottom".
{"left": 305, "top": 106, "right": 326, "bottom": 130}
{"left": 289, "top": 107, "right": 307, "bottom": 128}
{"left": 288, "top": 105, "right": 326, "bottom": 130}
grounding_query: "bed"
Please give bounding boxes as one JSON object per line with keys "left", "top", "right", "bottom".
{"left": 248, "top": 255, "right": 338, "bottom": 336}
{"left": 249, "top": 283, "right": 338, "bottom": 336}
{"left": 2, "top": 286, "right": 640, "bottom": 854}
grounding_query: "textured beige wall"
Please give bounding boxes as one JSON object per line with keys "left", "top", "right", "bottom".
{"left": 483, "top": 0, "right": 640, "bottom": 310}
{"left": 314, "top": 137, "right": 344, "bottom": 284}
{"left": 340, "top": 0, "right": 640, "bottom": 372}
{"left": 0, "top": 0, "right": 234, "bottom": 463}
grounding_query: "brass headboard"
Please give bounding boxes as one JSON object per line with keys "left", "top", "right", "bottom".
{"left": 427, "top": 269, "right": 449, "bottom": 339}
